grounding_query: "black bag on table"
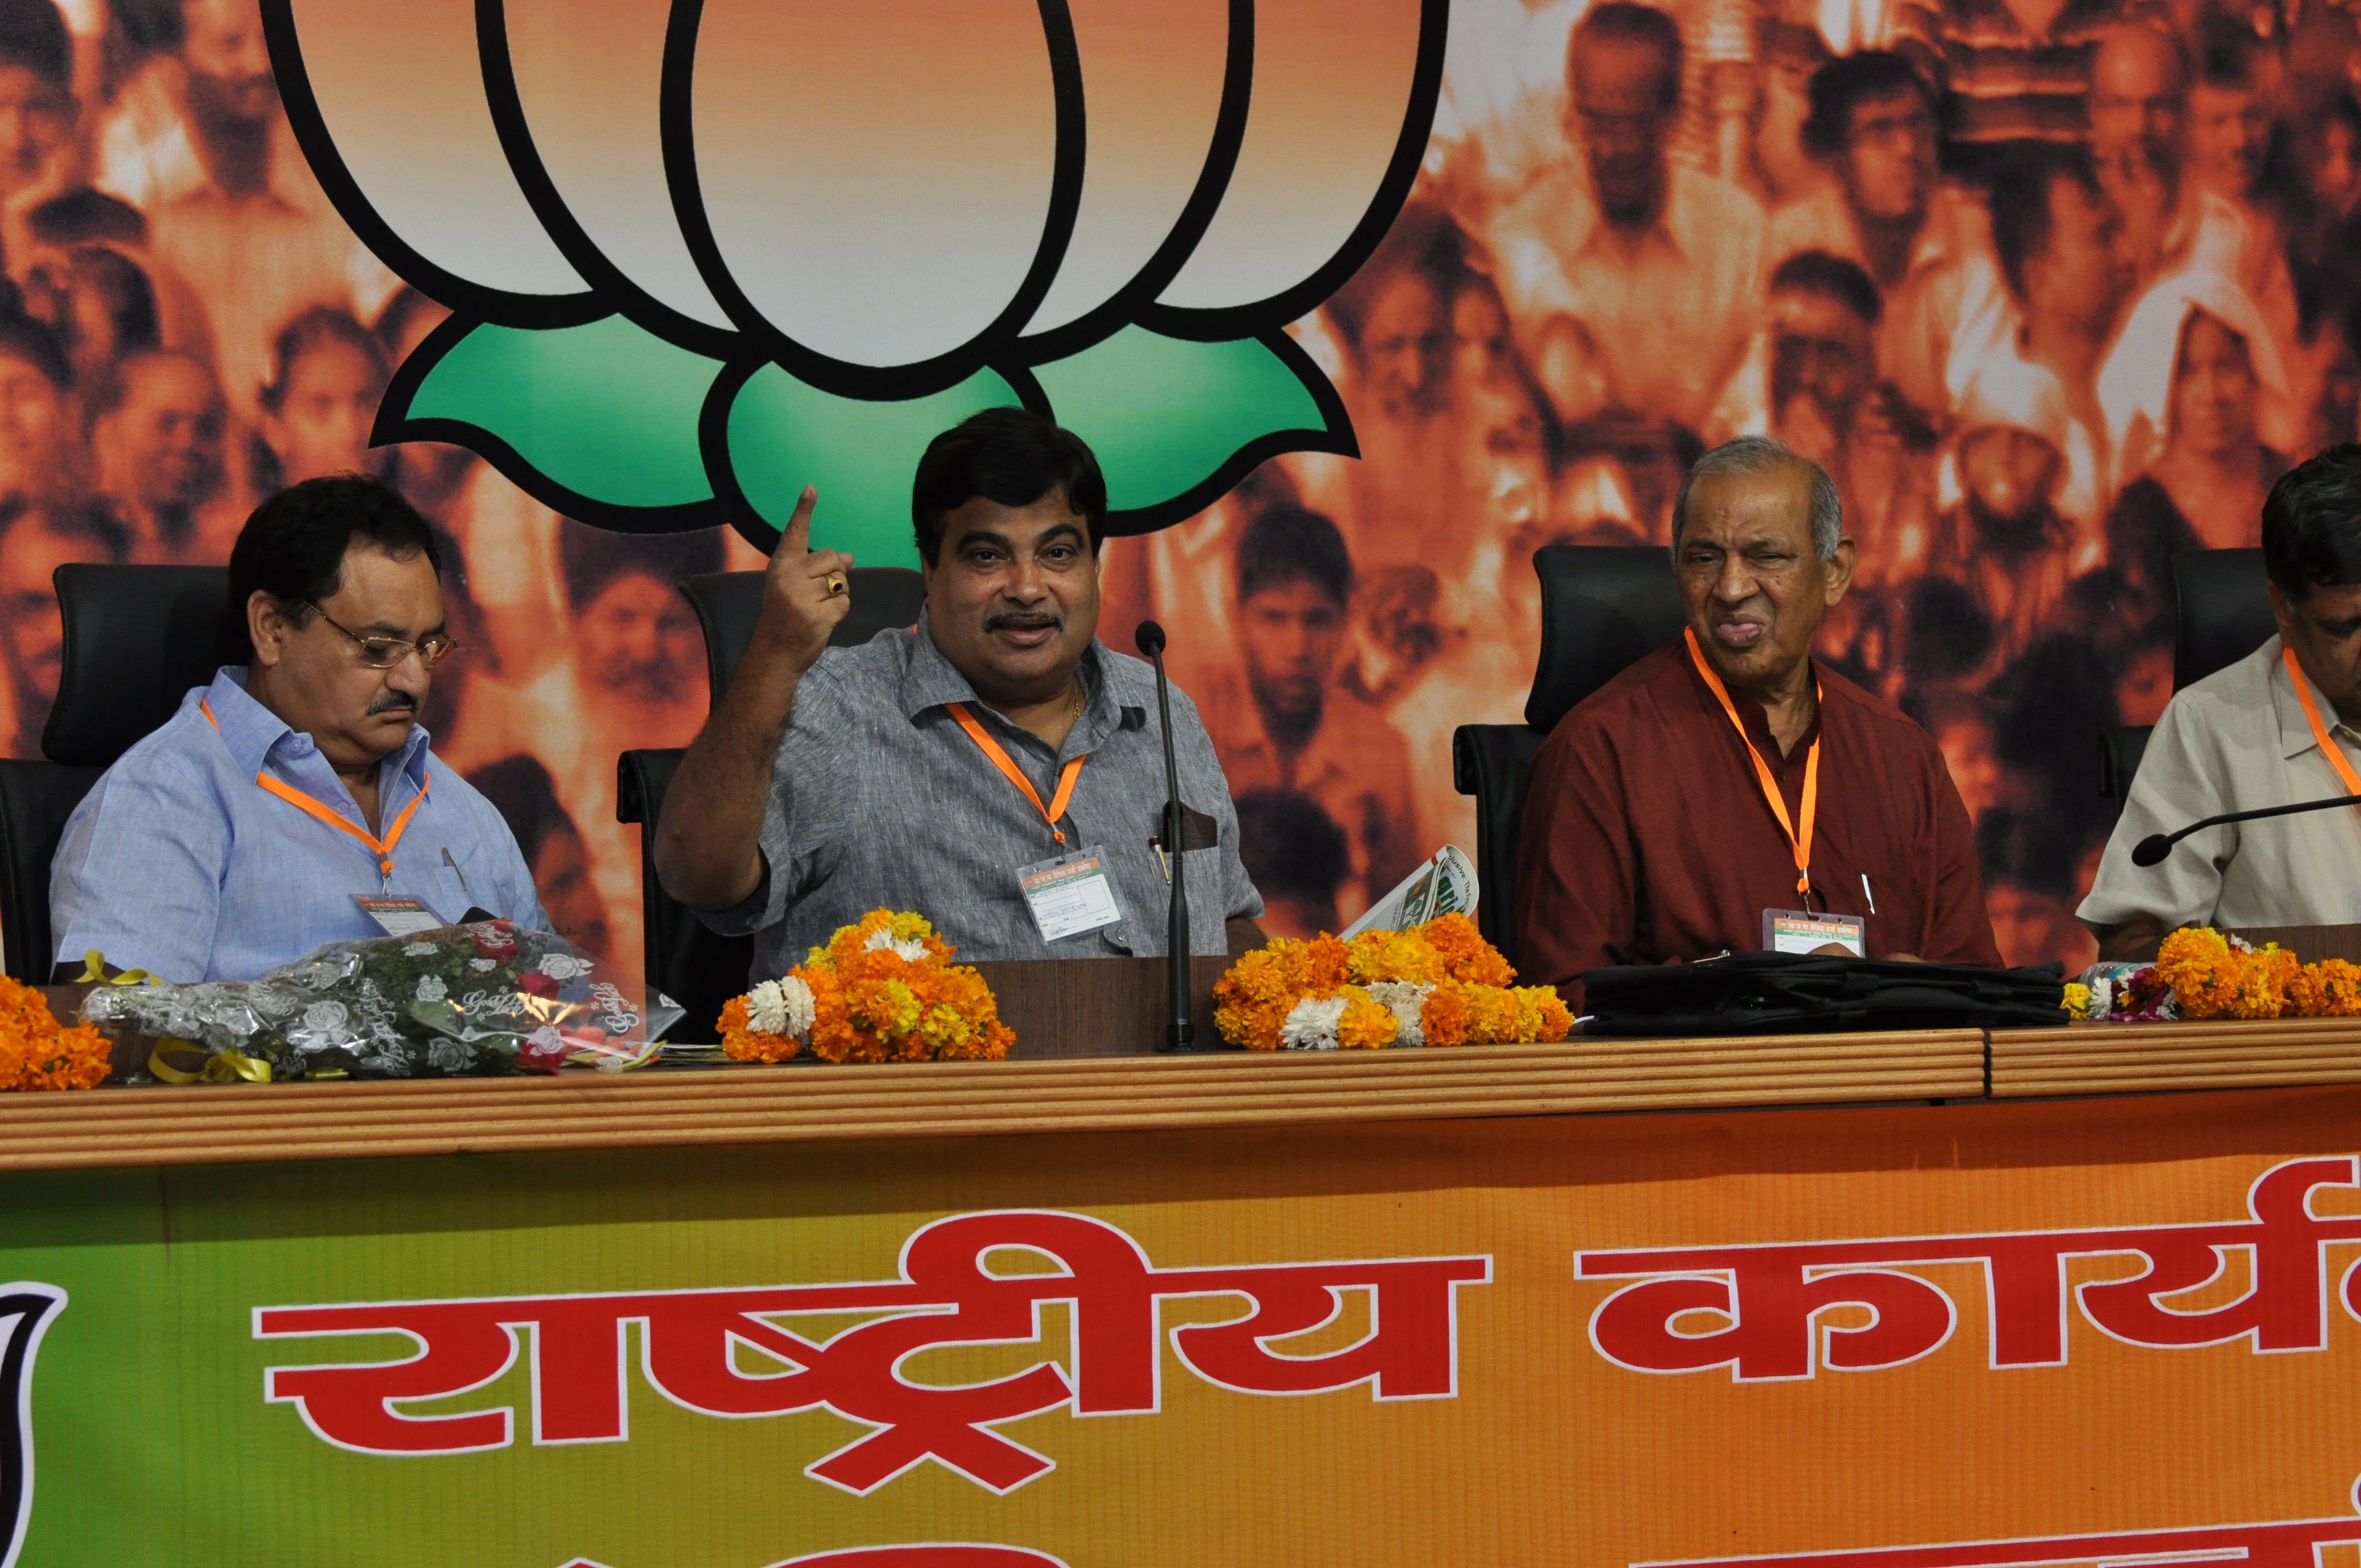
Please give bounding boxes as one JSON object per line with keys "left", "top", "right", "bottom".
{"left": 1577, "top": 952, "right": 2067, "bottom": 1037}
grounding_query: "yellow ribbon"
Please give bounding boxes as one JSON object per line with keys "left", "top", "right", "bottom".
{"left": 146, "top": 1038, "right": 272, "bottom": 1085}
{"left": 76, "top": 950, "right": 151, "bottom": 986}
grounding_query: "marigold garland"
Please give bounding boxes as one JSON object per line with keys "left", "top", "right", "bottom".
{"left": 2091, "top": 927, "right": 2361, "bottom": 1022}
{"left": 1215, "top": 914, "right": 1571, "bottom": 1050}
{"left": 0, "top": 974, "right": 110, "bottom": 1091}
{"left": 717, "top": 909, "right": 1013, "bottom": 1064}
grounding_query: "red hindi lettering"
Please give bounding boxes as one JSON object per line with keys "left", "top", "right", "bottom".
{"left": 2077, "top": 1156, "right": 2357, "bottom": 1352}
{"left": 257, "top": 1300, "right": 520, "bottom": 1455}
{"left": 1586, "top": 1256, "right": 1955, "bottom": 1380}
{"left": 1167, "top": 1256, "right": 1492, "bottom": 1398}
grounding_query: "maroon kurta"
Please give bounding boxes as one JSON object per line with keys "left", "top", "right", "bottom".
{"left": 1513, "top": 641, "right": 2003, "bottom": 1008}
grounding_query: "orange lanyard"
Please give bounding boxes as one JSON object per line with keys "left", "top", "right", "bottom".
{"left": 202, "top": 696, "right": 428, "bottom": 877}
{"left": 946, "top": 701, "right": 1085, "bottom": 846}
{"left": 1684, "top": 629, "right": 1822, "bottom": 903}
{"left": 2285, "top": 647, "right": 2361, "bottom": 804}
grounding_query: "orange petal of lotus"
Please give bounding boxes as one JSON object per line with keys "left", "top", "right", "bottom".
{"left": 283, "top": 0, "right": 585, "bottom": 301}
{"left": 1018, "top": 0, "right": 1234, "bottom": 340}
{"left": 498, "top": 0, "right": 733, "bottom": 333}
{"left": 684, "top": 0, "right": 1062, "bottom": 371}
{"left": 1157, "top": 0, "right": 1430, "bottom": 314}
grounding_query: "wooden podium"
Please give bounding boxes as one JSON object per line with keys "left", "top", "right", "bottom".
{"left": 971, "top": 956, "right": 1231, "bottom": 1058}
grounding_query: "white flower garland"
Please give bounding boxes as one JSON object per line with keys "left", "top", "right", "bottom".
{"left": 862, "top": 928, "right": 932, "bottom": 962}
{"left": 1365, "top": 980, "right": 1435, "bottom": 1048}
{"left": 747, "top": 976, "right": 817, "bottom": 1039}
{"left": 1279, "top": 995, "right": 1348, "bottom": 1050}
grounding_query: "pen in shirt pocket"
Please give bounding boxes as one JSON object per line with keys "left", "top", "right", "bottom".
{"left": 443, "top": 846, "right": 470, "bottom": 895}
{"left": 1860, "top": 873, "right": 1877, "bottom": 914}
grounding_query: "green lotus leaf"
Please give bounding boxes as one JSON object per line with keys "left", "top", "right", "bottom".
{"left": 725, "top": 365, "right": 1022, "bottom": 567}
{"left": 394, "top": 316, "right": 719, "bottom": 514}
{"left": 1028, "top": 326, "right": 1352, "bottom": 531}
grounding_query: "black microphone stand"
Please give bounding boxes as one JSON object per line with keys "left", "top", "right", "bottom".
{"left": 1135, "top": 621, "right": 1194, "bottom": 1052}
{"left": 2132, "top": 790, "right": 2361, "bottom": 866}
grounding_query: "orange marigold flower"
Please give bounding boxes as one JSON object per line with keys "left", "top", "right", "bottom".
{"left": 1336, "top": 989, "right": 1399, "bottom": 1049}
{"left": 0, "top": 976, "right": 111, "bottom": 1091}
{"left": 1421, "top": 983, "right": 1473, "bottom": 1047}
{"left": 2292, "top": 959, "right": 2361, "bottom": 1017}
{"left": 1417, "top": 913, "right": 1515, "bottom": 987}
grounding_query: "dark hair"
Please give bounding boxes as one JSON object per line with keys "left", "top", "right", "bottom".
{"left": 1324, "top": 200, "right": 1466, "bottom": 351}
{"left": 26, "top": 188, "right": 146, "bottom": 250}
{"left": 1986, "top": 141, "right": 2101, "bottom": 303}
{"left": 1769, "top": 248, "right": 1884, "bottom": 326}
{"left": 557, "top": 522, "right": 725, "bottom": 612}
{"left": 220, "top": 475, "right": 442, "bottom": 664}
{"left": 0, "top": 493, "right": 130, "bottom": 563}
{"left": 1568, "top": 3, "right": 1683, "bottom": 107}
{"left": 374, "top": 284, "right": 443, "bottom": 360}
{"left": 1802, "top": 51, "right": 1932, "bottom": 160}
{"left": 911, "top": 406, "right": 1107, "bottom": 566}
{"left": 1233, "top": 788, "right": 1351, "bottom": 909}
{"left": 2262, "top": 444, "right": 2361, "bottom": 598}
{"left": 2197, "top": 13, "right": 2262, "bottom": 90}
{"left": 86, "top": 346, "right": 217, "bottom": 426}
{"left": 1236, "top": 504, "right": 1354, "bottom": 607}
{"left": 465, "top": 754, "right": 578, "bottom": 869}
{"left": 0, "top": 0, "right": 70, "bottom": 88}
{"left": 261, "top": 304, "right": 388, "bottom": 415}
{"left": 0, "top": 311, "right": 70, "bottom": 390}
{"left": 63, "top": 246, "right": 159, "bottom": 356}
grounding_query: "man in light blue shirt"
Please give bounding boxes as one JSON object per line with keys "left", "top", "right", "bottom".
{"left": 50, "top": 474, "right": 548, "bottom": 982}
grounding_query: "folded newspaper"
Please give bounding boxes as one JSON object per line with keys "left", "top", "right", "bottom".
{"left": 1339, "top": 846, "right": 1478, "bottom": 939}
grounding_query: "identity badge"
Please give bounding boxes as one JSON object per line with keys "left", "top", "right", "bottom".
{"left": 353, "top": 895, "right": 444, "bottom": 938}
{"left": 1762, "top": 908, "right": 1867, "bottom": 957}
{"left": 1018, "top": 846, "right": 1124, "bottom": 944}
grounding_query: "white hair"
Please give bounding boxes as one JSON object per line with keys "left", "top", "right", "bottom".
{"left": 1670, "top": 435, "right": 1842, "bottom": 562}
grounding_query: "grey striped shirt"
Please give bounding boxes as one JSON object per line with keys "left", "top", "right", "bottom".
{"left": 699, "top": 615, "right": 1263, "bottom": 979}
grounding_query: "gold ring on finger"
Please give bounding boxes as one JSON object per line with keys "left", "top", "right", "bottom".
{"left": 826, "top": 576, "right": 846, "bottom": 597}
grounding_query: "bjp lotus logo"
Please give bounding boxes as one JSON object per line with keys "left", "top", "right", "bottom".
{"left": 259, "top": 0, "right": 1444, "bottom": 560}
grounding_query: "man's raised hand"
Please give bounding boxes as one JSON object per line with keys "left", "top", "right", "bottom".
{"left": 758, "top": 484, "right": 853, "bottom": 675}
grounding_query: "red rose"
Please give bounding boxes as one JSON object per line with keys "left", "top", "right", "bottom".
{"left": 518, "top": 972, "right": 559, "bottom": 998}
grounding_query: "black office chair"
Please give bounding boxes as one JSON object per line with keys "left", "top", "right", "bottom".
{"left": 619, "top": 566, "right": 928, "bottom": 1031}
{"left": 678, "top": 567, "right": 929, "bottom": 701}
{"left": 2170, "top": 547, "right": 2272, "bottom": 692}
{"left": 0, "top": 564, "right": 230, "bottom": 981}
{"left": 2091, "top": 550, "right": 2272, "bottom": 825}
{"left": 1451, "top": 546, "right": 1685, "bottom": 967}
{"left": 2096, "top": 725, "right": 2150, "bottom": 826}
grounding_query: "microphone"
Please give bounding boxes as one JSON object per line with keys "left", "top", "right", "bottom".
{"left": 2131, "top": 791, "right": 2361, "bottom": 867}
{"left": 1135, "top": 620, "right": 1194, "bottom": 1052}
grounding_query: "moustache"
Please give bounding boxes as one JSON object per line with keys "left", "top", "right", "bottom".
{"left": 367, "top": 694, "right": 419, "bottom": 717}
{"left": 983, "top": 610, "right": 1064, "bottom": 635}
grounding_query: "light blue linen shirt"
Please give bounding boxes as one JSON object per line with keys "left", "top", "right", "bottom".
{"left": 49, "top": 666, "right": 550, "bottom": 981}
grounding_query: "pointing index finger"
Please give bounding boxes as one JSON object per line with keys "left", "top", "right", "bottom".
{"left": 776, "top": 484, "right": 817, "bottom": 556}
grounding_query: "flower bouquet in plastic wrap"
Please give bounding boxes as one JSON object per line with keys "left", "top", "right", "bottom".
{"left": 80, "top": 920, "right": 683, "bottom": 1082}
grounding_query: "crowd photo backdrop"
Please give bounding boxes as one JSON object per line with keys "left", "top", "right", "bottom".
{"left": 0, "top": 0, "right": 2343, "bottom": 977}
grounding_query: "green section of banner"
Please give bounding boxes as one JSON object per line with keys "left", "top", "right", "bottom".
{"left": 726, "top": 367, "right": 1021, "bottom": 568}
{"left": 405, "top": 318, "right": 720, "bottom": 510}
{"left": 1029, "top": 328, "right": 1335, "bottom": 515}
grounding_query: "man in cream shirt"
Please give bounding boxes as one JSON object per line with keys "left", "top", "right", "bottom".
{"left": 2082, "top": 445, "right": 2361, "bottom": 956}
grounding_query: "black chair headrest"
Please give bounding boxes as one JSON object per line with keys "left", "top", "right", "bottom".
{"left": 44, "top": 563, "right": 230, "bottom": 766}
{"left": 1523, "top": 545, "right": 1687, "bottom": 732}
{"left": 2169, "top": 548, "right": 2273, "bottom": 692}
{"left": 679, "top": 566, "right": 930, "bottom": 705}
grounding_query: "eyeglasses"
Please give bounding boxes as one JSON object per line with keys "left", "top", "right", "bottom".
{"left": 298, "top": 602, "right": 460, "bottom": 669}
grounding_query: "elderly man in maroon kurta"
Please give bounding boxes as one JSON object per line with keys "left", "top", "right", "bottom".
{"left": 1514, "top": 435, "right": 2002, "bottom": 1011}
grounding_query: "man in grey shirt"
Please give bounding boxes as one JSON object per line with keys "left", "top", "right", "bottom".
{"left": 655, "top": 407, "right": 1265, "bottom": 977}
{"left": 2081, "top": 444, "right": 2361, "bottom": 956}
